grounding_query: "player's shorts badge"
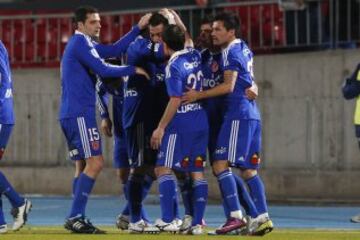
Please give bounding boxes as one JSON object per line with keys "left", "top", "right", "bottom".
{"left": 250, "top": 153, "right": 261, "bottom": 165}
{"left": 181, "top": 157, "right": 189, "bottom": 168}
{"left": 195, "top": 156, "right": 204, "bottom": 168}
{"left": 91, "top": 141, "right": 100, "bottom": 151}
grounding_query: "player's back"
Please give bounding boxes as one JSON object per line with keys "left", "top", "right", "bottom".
{"left": 165, "top": 48, "right": 208, "bottom": 133}
{"left": 59, "top": 33, "right": 97, "bottom": 120}
{"left": 0, "top": 41, "right": 14, "bottom": 124}
{"left": 222, "top": 39, "right": 260, "bottom": 120}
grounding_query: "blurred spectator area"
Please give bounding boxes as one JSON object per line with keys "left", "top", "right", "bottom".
{"left": 0, "top": 0, "right": 358, "bottom": 68}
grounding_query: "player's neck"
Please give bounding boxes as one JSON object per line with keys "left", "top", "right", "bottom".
{"left": 221, "top": 36, "right": 236, "bottom": 49}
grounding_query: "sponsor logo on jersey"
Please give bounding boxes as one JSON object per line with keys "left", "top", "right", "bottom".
{"left": 124, "top": 88, "right": 138, "bottom": 97}
{"left": 177, "top": 103, "right": 202, "bottom": 113}
{"left": 184, "top": 61, "right": 200, "bottom": 70}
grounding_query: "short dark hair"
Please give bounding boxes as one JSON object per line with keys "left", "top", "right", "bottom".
{"left": 162, "top": 25, "right": 185, "bottom": 51}
{"left": 74, "top": 5, "right": 99, "bottom": 24}
{"left": 214, "top": 12, "right": 240, "bottom": 36}
{"left": 201, "top": 15, "right": 214, "bottom": 26}
{"left": 149, "top": 12, "right": 169, "bottom": 27}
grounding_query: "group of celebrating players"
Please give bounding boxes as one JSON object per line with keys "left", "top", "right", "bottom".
{"left": 0, "top": 4, "right": 274, "bottom": 236}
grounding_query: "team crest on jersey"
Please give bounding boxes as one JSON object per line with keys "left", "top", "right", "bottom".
{"left": 211, "top": 61, "right": 219, "bottom": 73}
{"left": 91, "top": 141, "right": 100, "bottom": 151}
{"left": 195, "top": 156, "right": 204, "bottom": 168}
{"left": 250, "top": 154, "right": 261, "bottom": 165}
{"left": 181, "top": 157, "right": 189, "bottom": 168}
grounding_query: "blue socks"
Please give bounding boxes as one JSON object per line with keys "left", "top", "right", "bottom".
{"left": 0, "top": 171, "right": 24, "bottom": 208}
{"left": 216, "top": 170, "right": 241, "bottom": 213}
{"left": 246, "top": 175, "right": 268, "bottom": 214}
{"left": 121, "top": 182, "right": 130, "bottom": 216}
{"left": 191, "top": 179, "right": 208, "bottom": 226}
{"left": 178, "top": 177, "right": 193, "bottom": 216}
{"left": 69, "top": 173, "right": 95, "bottom": 218}
{"left": 72, "top": 177, "right": 78, "bottom": 197}
{"left": 158, "top": 174, "right": 176, "bottom": 223}
{"left": 0, "top": 195, "right": 5, "bottom": 225}
{"left": 233, "top": 174, "right": 259, "bottom": 218}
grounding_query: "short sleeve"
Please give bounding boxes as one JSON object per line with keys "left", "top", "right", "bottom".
{"left": 165, "top": 63, "right": 183, "bottom": 97}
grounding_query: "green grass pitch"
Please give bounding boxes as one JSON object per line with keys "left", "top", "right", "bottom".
{"left": 1, "top": 227, "right": 360, "bottom": 240}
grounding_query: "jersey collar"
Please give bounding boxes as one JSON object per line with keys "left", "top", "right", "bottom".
{"left": 169, "top": 48, "right": 191, "bottom": 63}
{"left": 74, "top": 30, "right": 92, "bottom": 42}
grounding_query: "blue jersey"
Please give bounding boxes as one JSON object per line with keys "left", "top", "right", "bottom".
{"left": 123, "top": 36, "right": 165, "bottom": 129}
{"left": 165, "top": 48, "right": 208, "bottom": 133}
{"left": 59, "top": 26, "right": 140, "bottom": 120}
{"left": 96, "top": 80, "right": 124, "bottom": 136}
{"left": 222, "top": 39, "right": 260, "bottom": 120}
{"left": 0, "top": 41, "right": 14, "bottom": 124}
{"left": 201, "top": 48, "right": 224, "bottom": 113}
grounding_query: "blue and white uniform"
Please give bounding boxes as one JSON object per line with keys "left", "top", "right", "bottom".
{"left": 123, "top": 36, "right": 165, "bottom": 167}
{"left": 59, "top": 26, "right": 140, "bottom": 161}
{"left": 201, "top": 49, "right": 224, "bottom": 162}
{"left": 214, "top": 39, "right": 261, "bottom": 169}
{"left": 0, "top": 41, "right": 15, "bottom": 157}
{"left": 157, "top": 48, "right": 209, "bottom": 172}
{"left": 96, "top": 80, "right": 129, "bottom": 168}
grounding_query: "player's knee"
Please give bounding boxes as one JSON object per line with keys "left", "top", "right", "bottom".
{"left": 240, "top": 169, "right": 257, "bottom": 180}
{"left": 154, "top": 166, "right": 171, "bottom": 177}
{"left": 87, "top": 156, "right": 104, "bottom": 173}
{"left": 118, "top": 168, "right": 130, "bottom": 184}
{"left": 212, "top": 160, "right": 229, "bottom": 176}
{"left": 190, "top": 171, "right": 204, "bottom": 181}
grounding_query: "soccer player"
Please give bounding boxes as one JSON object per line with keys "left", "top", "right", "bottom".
{"left": 0, "top": 40, "right": 32, "bottom": 234}
{"left": 59, "top": 5, "right": 150, "bottom": 233}
{"left": 122, "top": 11, "right": 187, "bottom": 233}
{"left": 150, "top": 24, "right": 209, "bottom": 235}
{"left": 197, "top": 16, "right": 262, "bottom": 235}
{"left": 96, "top": 72, "right": 151, "bottom": 230}
{"left": 183, "top": 12, "right": 273, "bottom": 235}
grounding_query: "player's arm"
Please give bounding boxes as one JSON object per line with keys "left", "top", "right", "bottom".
{"left": 182, "top": 70, "right": 237, "bottom": 104}
{"left": 342, "top": 64, "right": 360, "bottom": 100}
{"left": 150, "top": 97, "right": 181, "bottom": 150}
{"left": 95, "top": 81, "right": 113, "bottom": 137}
{"left": 95, "top": 13, "right": 152, "bottom": 58}
{"left": 151, "top": 63, "right": 182, "bottom": 149}
{"left": 169, "top": 9, "right": 193, "bottom": 48}
{"left": 74, "top": 36, "right": 149, "bottom": 79}
{"left": 246, "top": 81, "right": 258, "bottom": 100}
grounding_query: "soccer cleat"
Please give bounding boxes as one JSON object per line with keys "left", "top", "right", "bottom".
{"left": 64, "top": 216, "right": 105, "bottom": 234}
{"left": 350, "top": 214, "right": 360, "bottom": 223}
{"left": 116, "top": 214, "right": 129, "bottom": 230}
{"left": 0, "top": 224, "right": 8, "bottom": 234}
{"left": 250, "top": 216, "right": 274, "bottom": 236}
{"left": 11, "top": 198, "right": 32, "bottom": 231}
{"left": 179, "top": 215, "right": 192, "bottom": 233}
{"left": 174, "top": 218, "right": 183, "bottom": 228}
{"left": 215, "top": 217, "right": 247, "bottom": 235}
{"left": 128, "top": 219, "right": 160, "bottom": 234}
{"left": 155, "top": 218, "right": 180, "bottom": 233}
{"left": 188, "top": 224, "right": 203, "bottom": 235}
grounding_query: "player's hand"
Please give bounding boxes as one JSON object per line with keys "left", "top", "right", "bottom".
{"left": 135, "top": 67, "right": 150, "bottom": 80}
{"left": 159, "top": 8, "right": 176, "bottom": 25}
{"left": 169, "top": 9, "right": 187, "bottom": 32}
{"left": 246, "top": 82, "right": 258, "bottom": 100}
{"left": 182, "top": 87, "right": 199, "bottom": 104}
{"left": 151, "top": 127, "right": 165, "bottom": 150}
{"left": 100, "top": 118, "right": 113, "bottom": 137}
{"left": 137, "top": 13, "right": 152, "bottom": 30}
